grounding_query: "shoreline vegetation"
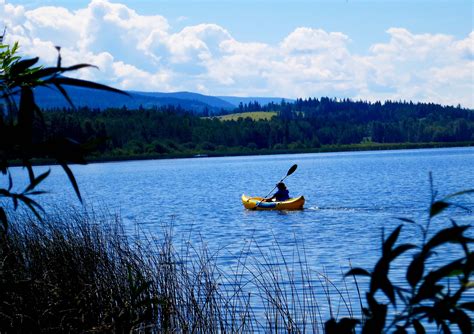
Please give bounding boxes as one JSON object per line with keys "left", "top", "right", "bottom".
{"left": 15, "top": 141, "right": 474, "bottom": 167}
{"left": 28, "top": 97, "right": 473, "bottom": 167}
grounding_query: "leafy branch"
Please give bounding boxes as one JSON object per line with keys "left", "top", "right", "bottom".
{"left": 0, "top": 34, "right": 128, "bottom": 233}
{"left": 326, "top": 181, "right": 473, "bottom": 334}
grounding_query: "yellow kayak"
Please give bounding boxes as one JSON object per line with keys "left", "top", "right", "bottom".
{"left": 241, "top": 194, "right": 305, "bottom": 210}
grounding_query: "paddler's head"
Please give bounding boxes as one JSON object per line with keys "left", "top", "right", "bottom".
{"left": 277, "top": 182, "right": 286, "bottom": 190}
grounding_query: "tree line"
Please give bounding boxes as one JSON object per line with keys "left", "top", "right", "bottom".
{"left": 39, "top": 98, "right": 474, "bottom": 159}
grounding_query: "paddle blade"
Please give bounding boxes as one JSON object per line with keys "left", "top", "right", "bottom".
{"left": 287, "top": 164, "right": 298, "bottom": 176}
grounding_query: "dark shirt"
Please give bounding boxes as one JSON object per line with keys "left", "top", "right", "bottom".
{"left": 274, "top": 189, "right": 290, "bottom": 201}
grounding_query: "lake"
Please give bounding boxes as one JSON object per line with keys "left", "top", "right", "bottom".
{"left": 4, "top": 147, "right": 474, "bottom": 327}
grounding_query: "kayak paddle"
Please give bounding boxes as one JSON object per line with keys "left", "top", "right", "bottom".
{"left": 254, "top": 164, "right": 298, "bottom": 208}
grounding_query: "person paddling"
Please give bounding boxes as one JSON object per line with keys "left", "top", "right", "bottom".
{"left": 265, "top": 182, "right": 290, "bottom": 202}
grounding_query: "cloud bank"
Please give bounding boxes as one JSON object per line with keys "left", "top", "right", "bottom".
{"left": 1, "top": 0, "right": 473, "bottom": 107}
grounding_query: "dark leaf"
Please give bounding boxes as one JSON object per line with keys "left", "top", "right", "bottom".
{"left": 10, "top": 57, "right": 39, "bottom": 75}
{"left": 466, "top": 252, "right": 474, "bottom": 273}
{"left": 362, "top": 307, "right": 371, "bottom": 317}
{"left": 59, "top": 162, "right": 82, "bottom": 203}
{"left": 324, "top": 318, "right": 338, "bottom": 334}
{"left": 371, "top": 261, "right": 392, "bottom": 297}
{"left": 412, "top": 283, "right": 443, "bottom": 304}
{"left": 443, "top": 189, "right": 474, "bottom": 200}
{"left": 407, "top": 253, "right": 425, "bottom": 287}
{"left": 439, "top": 321, "right": 451, "bottom": 334}
{"left": 52, "top": 77, "right": 129, "bottom": 96}
{"left": 394, "top": 326, "right": 408, "bottom": 334}
{"left": 18, "top": 87, "right": 35, "bottom": 137}
{"left": 362, "top": 295, "right": 386, "bottom": 334}
{"left": 25, "top": 67, "right": 62, "bottom": 80}
{"left": 379, "top": 275, "right": 396, "bottom": 306}
{"left": 19, "top": 197, "right": 44, "bottom": 222}
{"left": 383, "top": 225, "right": 403, "bottom": 255}
{"left": 395, "top": 286, "right": 408, "bottom": 304}
{"left": 425, "top": 225, "right": 469, "bottom": 250}
{"left": 17, "top": 194, "right": 45, "bottom": 212}
{"left": 447, "top": 269, "right": 464, "bottom": 277}
{"left": 366, "top": 292, "right": 378, "bottom": 310}
{"left": 412, "top": 319, "right": 426, "bottom": 334}
{"left": 26, "top": 191, "right": 47, "bottom": 196}
{"left": 389, "top": 244, "right": 417, "bottom": 261}
{"left": 362, "top": 318, "right": 385, "bottom": 334}
{"left": 430, "top": 201, "right": 450, "bottom": 218}
{"left": 450, "top": 202, "right": 473, "bottom": 214}
{"left": 24, "top": 162, "right": 35, "bottom": 185}
{"left": 56, "top": 47, "right": 61, "bottom": 67}
{"left": 7, "top": 171, "right": 12, "bottom": 191}
{"left": 338, "top": 318, "right": 360, "bottom": 333}
{"left": 459, "top": 302, "right": 474, "bottom": 311}
{"left": 452, "top": 309, "right": 472, "bottom": 334}
{"left": 423, "top": 258, "right": 465, "bottom": 286}
{"left": 31, "top": 64, "right": 97, "bottom": 80}
{"left": 396, "top": 217, "right": 417, "bottom": 224}
{"left": 0, "top": 207, "right": 7, "bottom": 233}
{"left": 0, "top": 189, "right": 11, "bottom": 197}
{"left": 412, "top": 306, "right": 433, "bottom": 316}
{"left": 24, "top": 169, "right": 50, "bottom": 193}
{"left": 345, "top": 268, "right": 371, "bottom": 277}
{"left": 61, "top": 63, "right": 98, "bottom": 72}
{"left": 54, "top": 82, "right": 75, "bottom": 109}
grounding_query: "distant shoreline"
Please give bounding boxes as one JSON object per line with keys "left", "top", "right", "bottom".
{"left": 16, "top": 141, "right": 474, "bottom": 167}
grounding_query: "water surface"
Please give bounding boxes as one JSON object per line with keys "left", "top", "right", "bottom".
{"left": 5, "top": 147, "right": 474, "bottom": 324}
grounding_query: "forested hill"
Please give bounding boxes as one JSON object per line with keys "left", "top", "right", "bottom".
{"left": 41, "top": 98, "right": 474, "bottom": 159}
{"left": 33, "top": 86, "right": 234, "bottom": 113}
{"left": 32, "top": 85, "right": 289, "bottom": 113}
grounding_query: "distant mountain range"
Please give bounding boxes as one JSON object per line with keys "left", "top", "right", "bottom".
{"left": 33, "top": 85, "right": 291, "bottom": 113}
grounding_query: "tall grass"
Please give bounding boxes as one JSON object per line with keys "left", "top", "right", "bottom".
{"left": 2, "top": 201, "right": 472, "bottom": 333}
{"left": 0, "top": 208, "right": 354, "bottom": 333}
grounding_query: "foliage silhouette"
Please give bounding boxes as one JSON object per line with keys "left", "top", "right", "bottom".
{"left": 326, "top": 179, "right": 473, "bottom": 334}
{"left": 0, "top": 35, "right": 127, "bottom": 232}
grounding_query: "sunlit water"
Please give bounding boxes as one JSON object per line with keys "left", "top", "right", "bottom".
{"left": 4, "top": 147, "right": 474, "bottom": 329}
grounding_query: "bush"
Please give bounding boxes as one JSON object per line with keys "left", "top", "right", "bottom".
{"left": 273, "top": 143, "right": 287, "bottom": 150}
{"left": 327, "top": 181, "right": 474, "bottom": 334}
{"left": 197, "top": 141, "right": 216, "bottom": 151}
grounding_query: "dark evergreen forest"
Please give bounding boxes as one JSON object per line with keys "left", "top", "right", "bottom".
{"left": 41, "top": 98, "right": 474, "bottom": 159}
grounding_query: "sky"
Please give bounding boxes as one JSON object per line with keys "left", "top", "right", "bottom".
{"left": 1, "top": 0, "right": 473, "bottom": 107}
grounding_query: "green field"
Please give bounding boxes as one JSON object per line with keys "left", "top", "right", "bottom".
{"left": 216, "top": 111, "right": 277, "bottom": 121}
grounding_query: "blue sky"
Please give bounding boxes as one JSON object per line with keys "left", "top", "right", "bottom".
{"left": 11, "top": 1, "right": 472, "bottom": 47}
{"left": 1, "top": 0, "right": 473, "bottom": 106}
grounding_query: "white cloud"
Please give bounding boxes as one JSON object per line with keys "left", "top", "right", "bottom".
{"left": 281, "top": 28, "right": 350, "bottom": 54}
{"left": 1, "top": 0, "right": 472, "bottom": 108}
{"left": 24, "top": 6, "right": 82, "bottom": 48}
{"left": 364, "top": 28, "right": 474, "bottom": 106}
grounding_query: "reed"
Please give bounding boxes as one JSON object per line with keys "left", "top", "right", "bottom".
{"left": 0, "top": 208, "right": 353, "bottom": 333}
